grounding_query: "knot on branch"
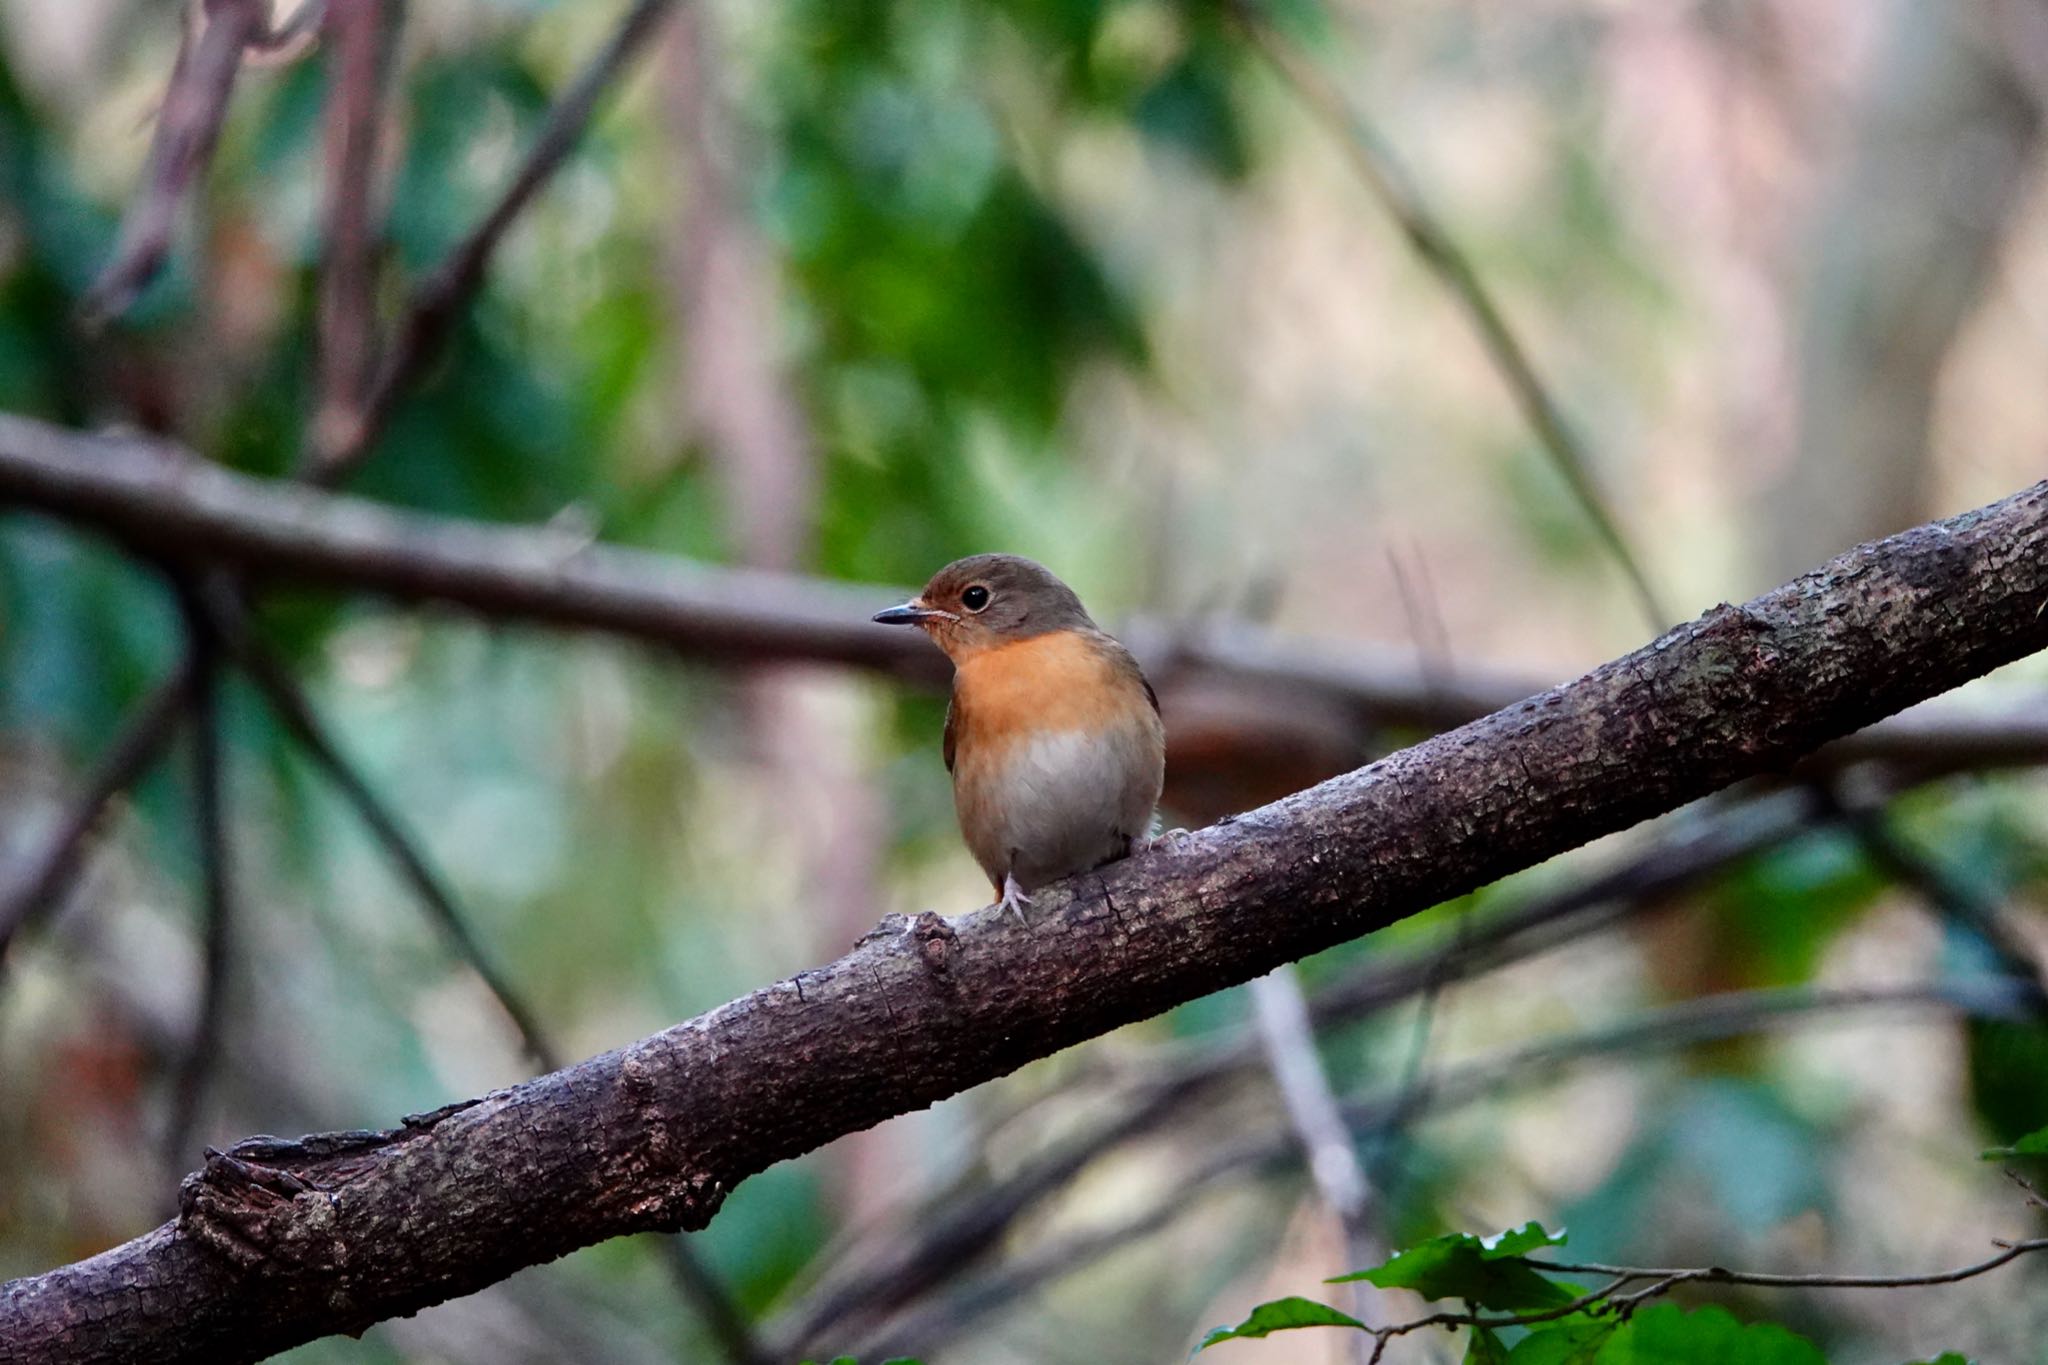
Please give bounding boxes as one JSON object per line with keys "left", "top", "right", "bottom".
{"left": 615, "top": 1047, "right": 729, "bottom": 1234}
{"left": 176, "top": 1127, "right": 422, "bottom": 1278}
{"left": 178, "top": 1145, "right": 349, "bottom": 1276}
{"left": 909, "top": 911, "right": 957, "bottom": 972}
{"left": 621, "top": 1170, "right": 730, "bottom": 1235}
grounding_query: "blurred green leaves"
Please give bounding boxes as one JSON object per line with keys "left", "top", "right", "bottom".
{"left": 1979, "top": 1122, "right": 2048, "bottom": 1160}
{"left": 1329, "top": 1220, "right": 1574, "bottom": 1310}
{"left": 1565, "top": 1305, "right": 1824, "bottom": 1365}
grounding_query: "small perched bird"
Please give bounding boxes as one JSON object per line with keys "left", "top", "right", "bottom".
{"left": 874, "top": 554, "right": 1166, "bottom": 923}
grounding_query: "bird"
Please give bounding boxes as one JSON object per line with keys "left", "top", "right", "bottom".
{"left": 874, "top": 554, "right": 1166, "bottom": 924}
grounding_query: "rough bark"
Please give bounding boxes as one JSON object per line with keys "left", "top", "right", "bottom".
{"left": 0, "top": 414, "right": 2040, "bottom": 772}
{"left": 1, "top": 466, "right": 2044, "bottom": 1362}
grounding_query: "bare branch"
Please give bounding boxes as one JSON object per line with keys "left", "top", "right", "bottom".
{"left": 769, "top": 788, "right": 1839, "bottom": 1353}
{"left": 1248, "top": 965, "right": 1382, "bottom": 1365}
{"left": 1235, "top": 7, "right": 1668, "bottom": 631}
{"left": 310, "top": 0, "right": 389, "bottom": 462}
{"left": 82, "top": 0, "right": 275, "bottom": 325}
{"left": 647, "top": 1238, "right": 772, "bottom": 1365}
{"left": 309, "top": 0, "right": 680, "bottom": 481}
{"left": 1249, "top": 965, "right": 1378, "bottom": 1256}
{"left": 197, "top": 588, "right": 562, "bottom": 1072}
{"left": 2, "top": 417, "right": 2042, "bottom": 775}
{"left": 0, "top": 662, "right": 196, "bottom": 965}
{"left": 162, "top": 602, "right": 232, "bottom": 1175}
{"left": 0, "top": 478, "right": 2042, "bottom": 1363}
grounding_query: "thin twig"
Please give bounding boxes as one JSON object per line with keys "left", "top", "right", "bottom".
{"left": 1250, "top": 965, "right": 1379, "bottom": 1253}
{"left": 311, "top": 0, "right": 389, "bottom": 461}
{"left": 162, "top": 603, "right": 231, "bottom": 1174}
{"left": 82, "top": 0, "right": 274, "bottom": 324}
{"left": 1533, "top": 1240, "right": 2048, "bottom": 1292}
{"left": 843, "top": 979, "right": 2036, "bottom": 1359}
{"left": 198, "top": 587, "right": 562, "bottom": 1072}
{"left": 1833, "top": 796, "right": 2048, "bottom": 1010}
{"left": 0, "top": 662, "right": 197, "bottom": 964}
{"left": 1250, "top": 965, "right": 1381, "bottom": 1365}
{"left": 1348, "top": 1232, "right": 2048, "bottom": 1353}
{"left": 649, "top": 1237, "right": 773, "bottom": 1365}
{"left": 309, "top": 0, "right": 680, "bottom": 481}
{"left": 1235, "top": 7, "right": 1669, "bottom": 632}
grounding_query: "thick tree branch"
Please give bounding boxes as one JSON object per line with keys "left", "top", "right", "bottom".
{"left": 768, "top": 787, "right": 1840, "bottom": 1351}
{"left": 0, "top": 415, "right": 2041, "bottom": 774}
{"left": 1, "top": 477, "right": 2044, "bottom": 1362}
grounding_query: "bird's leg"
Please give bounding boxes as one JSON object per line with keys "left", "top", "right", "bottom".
{"left": 998, "top": 872, "right": 1033, "bottom": 927}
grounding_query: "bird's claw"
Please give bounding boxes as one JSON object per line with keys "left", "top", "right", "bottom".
{"left": 999, "top": 873, "right": 1033, "bottom": 927}
{"left": 1145, "top": 826, "right": 1194, "bottom": 854}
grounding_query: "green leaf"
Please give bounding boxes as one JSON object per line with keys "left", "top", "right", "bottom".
{"left": 1589, "top": 1304, "right": 1825, "bottom": 1364}
{"left": 1196, "top": 1297, "right": 1366, "bottom": 1350}
{"left": 1979, "top": 1123, "right": 2048, "bottom": 1160}
{"left": 1466, "top": 1327, "right": 1512, "bottom": 1364}
{"left": 1508, "top": 1319, "right": 1621, "bottom": 1365}
{"left": 1904, "top": 1354, "right": 1974, "bottom": 1365}
{"left": 1328, "top": 1222, "right": 1574, "bottom": 1310}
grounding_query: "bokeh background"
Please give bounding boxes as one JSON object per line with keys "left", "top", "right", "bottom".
{"left": 3, "top": 0, "right": 2048, "bottom": 1361}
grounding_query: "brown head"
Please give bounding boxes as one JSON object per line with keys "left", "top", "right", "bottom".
{"left": 873, "top": 554, "right": 1098, "bottom": 662}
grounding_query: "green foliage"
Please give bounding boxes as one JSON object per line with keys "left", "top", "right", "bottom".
{"left": 1966, "top": 1017, "right": 2048, "bottom": 1147}
{"left": 1466, "top": 1327, "right": 1512, "bottom": 1363}
{"left": 1708, "top": 830, "right": 1885, "bottom": 987}
{"left": 1979, "top": 1122, "right": 2048, "bottom": 1160}
{"left": 1196, "top": 1296, "right": 1365, "bottom": 1350}
{"left": 1588, "top": 1305, "right": 1823, "bottom": 1364}
{"left": 1328, "top": 1221, "right": 1574, "bottom": 1310}
{"left": 1202, "top": 1238, "right": 1835, "bottom": 1363}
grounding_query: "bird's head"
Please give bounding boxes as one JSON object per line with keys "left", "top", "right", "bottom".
{"left": 873, "top": 553, "right": 1097, "bottom": 662}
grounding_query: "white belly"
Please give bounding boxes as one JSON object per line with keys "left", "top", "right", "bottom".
{"left": 959, "top": 725, "right": 1162, "bottom": 890}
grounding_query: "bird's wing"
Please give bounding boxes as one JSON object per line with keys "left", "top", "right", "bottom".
{"left": 943, "top": 693, "right": 958, "bottom": 773}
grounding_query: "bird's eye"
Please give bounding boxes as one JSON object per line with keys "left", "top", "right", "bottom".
{"left": 961, "top": 584, "right": 991, "bottom": 612}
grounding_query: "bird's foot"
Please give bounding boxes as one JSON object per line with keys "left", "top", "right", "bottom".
{"left": 998, "top": 873, "right": 1034, "bottom": 927}
{"left": 1143, "top": 826, "right": 1195, "bottom": 854}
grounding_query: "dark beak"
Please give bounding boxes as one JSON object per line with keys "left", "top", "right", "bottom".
{"left": 873, "top": 600, "right": 940, "bottom": 626}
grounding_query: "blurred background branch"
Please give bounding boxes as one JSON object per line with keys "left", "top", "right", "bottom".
{"left": 2, "top": 417, "right": 2042, "bottom": 777}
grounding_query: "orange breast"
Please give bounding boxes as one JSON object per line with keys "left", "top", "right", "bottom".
{"left": 950, "top": 630, "right": 1140, "bottom": 762}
